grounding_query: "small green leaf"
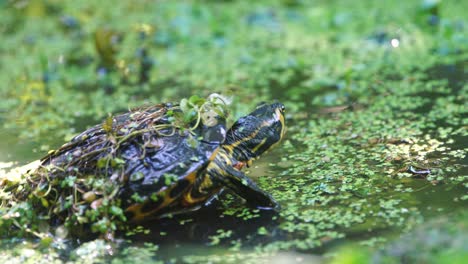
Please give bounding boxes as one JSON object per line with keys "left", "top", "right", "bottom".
{"left": 40, "top": 197, "right": 49, "bottom": 208}
{"left": 188, "top": 95, "right": 204, "bottom": 106}
{"left": 150, "top": 193, "right": 159, "bottom": 202}
{"left": 103, "top": 114, "right": 114, "bottom": 133}
{"left": 97, "top": 157, "right": 109, "bottom": 169}
{"left": 111, "top": 157, "right": 125, "bottom": 167}
{"left": 109, "top": 205, "right": 123, "bottom": 216}
{"left": 257, "top": 226, "right": 268, "bottom": 235}
{"left": 61, "top": 176, "right": 76, "bottom": 188}
{"left": 131, "top": 193, "right": 145, "bottom": 203}
{"left": 130, "top": 172, "right": 144, "bottom": 181}
{"left": 187, "top": 136, "right": 198, "bottom": 148}
{"left": 183, "top": 108, "right": 197, "bottom": 123}
{"left": 163, "top": 174, "right": 178, "bottom": 186}
{"left": 180, "top": 98, "right": 189, "bottom": 113}
{"left": 40, "top": 236, "right": 54, "bottom": 247}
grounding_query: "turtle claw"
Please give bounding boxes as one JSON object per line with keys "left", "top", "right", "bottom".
{"left": 249, "top": 194, "right": 281, "bottom": 212}
{"left": 272, "top": 201, "right": 281, "bottom": 212}
{"left": 256, "top": 203, "right": 281, "bottom": 212}
{"left": 265, "top": 198, "right": 281, "bottom": 212}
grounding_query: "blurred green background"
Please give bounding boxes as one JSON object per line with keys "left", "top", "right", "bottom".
{"left": 0, "top": 0, "right": 467, "bottom": 263}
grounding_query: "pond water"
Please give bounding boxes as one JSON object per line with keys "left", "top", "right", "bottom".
{"left": 0, "top": 1, "right": 467, "bottom": 263}
{"left": 1, "top": 61, "right": 466, "bottom": 263}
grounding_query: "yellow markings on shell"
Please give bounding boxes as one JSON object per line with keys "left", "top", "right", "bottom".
{"left": 181, "top": 147, "right": 229, "bottom": 206}
{"left": 199, "top": 174, "right": 213, "bottom": 190}
{"left": 126, "top": 169, "right": 198, "bottom": 222}
{"left": 222, "top": 144, "right": 234, "bottom": 155}
{"left": 126, "top": 147, "right": 222, "bottom": 222}
{"left": 182, "top": 187, "right": 211, "bottom": 205}
{"left": 217, "top": 149, "right": 233, "bottom": 166}
{"left": 209, "top": 148, "right": 220, "bottom": 161}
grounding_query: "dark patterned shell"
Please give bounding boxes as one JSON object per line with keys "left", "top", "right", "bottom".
{"left": 40, "top": 103, "right": 226, "bottom": 210}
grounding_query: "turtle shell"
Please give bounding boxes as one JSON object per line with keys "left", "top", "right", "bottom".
{"left": 39, "top": 103, "right": 227, "bottom": 221}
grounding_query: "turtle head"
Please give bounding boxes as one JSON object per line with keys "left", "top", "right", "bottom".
{"left": 223, "top": 102, "right": 286, "bottom": 163}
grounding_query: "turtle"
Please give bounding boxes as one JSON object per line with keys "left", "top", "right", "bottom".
{"left": 34, "top": 100, "right": 286, "bottom": 226}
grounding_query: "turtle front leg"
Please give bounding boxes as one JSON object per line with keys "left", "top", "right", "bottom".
{"left": 221, "top": 166, "right": 280, "bottom": 211}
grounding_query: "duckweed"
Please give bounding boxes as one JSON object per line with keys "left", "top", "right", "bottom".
{"left": 0, "top": 0, "right": 467, "bottom": 263}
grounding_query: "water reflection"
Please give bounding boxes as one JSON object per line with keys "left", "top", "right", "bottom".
{"left": 390, "top": 38, "right": 400, "bottom": 48}
{"left": 0, "top": 129, "right": 44, "bottom": 164}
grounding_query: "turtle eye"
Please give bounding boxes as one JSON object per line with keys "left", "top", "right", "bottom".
{"left": 280, "top": 104, "right": 285, "bottom": 113}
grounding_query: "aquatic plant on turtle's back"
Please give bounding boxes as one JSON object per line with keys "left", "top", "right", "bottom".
{"left": 0, "top": 95, "right": 231, "bottom": 238}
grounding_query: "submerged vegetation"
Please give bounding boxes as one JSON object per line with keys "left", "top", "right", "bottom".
{"left": 0, "top": 0, "right": 467, "bottom": 263}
